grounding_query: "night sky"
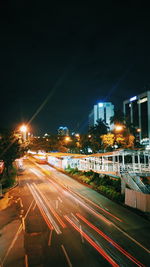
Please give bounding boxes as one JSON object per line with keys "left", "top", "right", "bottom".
{"left": 0, "top": 1, "right": 150, "bottom": 134}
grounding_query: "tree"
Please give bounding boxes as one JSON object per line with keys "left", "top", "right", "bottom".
{"left": 101, "top": 133, "right": 115, "bottom": 149}
{"left": 0, "top": 128, "right": 24, "bottom": 177}
{"left": 89, "top": 119, "right": 109, "bottom": 152}
{"left": 80, "top": 134, "right": 91, "bottom": 154}
{"left": 110, "top": 109, "right": 125, "bottom": 125}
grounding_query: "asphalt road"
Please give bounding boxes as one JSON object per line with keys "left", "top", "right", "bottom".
{"left": 0, "top": 158, "right": 150, "bottom": 267}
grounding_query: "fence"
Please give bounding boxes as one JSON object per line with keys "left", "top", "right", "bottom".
{"left": 125, "top": 188, "right": 150, "bottom": 212}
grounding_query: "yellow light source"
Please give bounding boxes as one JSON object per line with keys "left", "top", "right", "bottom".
{"left": 20, "top": 125, "right": 27, "bottom": 132}
{"left": 137, "top": 128, "right": 141, "bottom": 132}
{"left": 88, "top": 134, "right": 91, "bottom": 138}
{"left": 65, "top": 136, "right": 71, "bottom": 142}
{"left": 115, "top": 125, "right": 123, "bottom": 132}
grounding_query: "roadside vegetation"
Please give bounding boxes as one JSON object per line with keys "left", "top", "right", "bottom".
{"left": 0, "top": 166, "right": 17, "bottom": 190}
{"left": 65, "top": 167, "right": 124, "bottom": 202}
{"left": 0, "top": 128, "right": 25, "bottom": 191}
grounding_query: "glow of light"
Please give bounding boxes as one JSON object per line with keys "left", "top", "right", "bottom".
{"left": 130, "top": 96, "right": 137, "bottom": 102}
{"left": 20, "top": 125, "right": 27, "bottom": 133}
{"left": 98, "top": 103, "right": 103, "bottom": 107}
{"left": 115, "top": 125, "right": 123, "bottom": 132}
{"left": 65, "top": 136, "right": 71, "bottom": 142}
{"left": 138, "top": 97, "right": 147, "bottom": 104}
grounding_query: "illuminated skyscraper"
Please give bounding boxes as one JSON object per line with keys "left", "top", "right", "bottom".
{"left": 58, "top": 126, "right": 69, "bottom": 136}
{"left": 123, "top": 91, "right": 150, "bottom": 145}
{"left": 89, "top": 102, "right": 114, "bottom": 130}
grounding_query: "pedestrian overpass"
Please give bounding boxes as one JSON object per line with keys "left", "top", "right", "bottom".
{"left": 46, "top": 149, "right": 150, "bottom": 194}
{"left": 69, "top": 150, "right": 150, "bottom": 194}
{"left": 32, "top": 149, "right": 150, "bottom": 194}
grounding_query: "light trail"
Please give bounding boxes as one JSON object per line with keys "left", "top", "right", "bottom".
{"left": 27, "top": 183, "right": 62, "bottom": 234}
{"left": 31, "top": 161, "right": 150, "bottom": 254}
{"left": 36, "top": 163, "right": 122, "bottom": 222}
{"left": 34, "top": 183, "right": 66, "bottom": 229}
{"left": 64, "top": 215, "right": 119, "bottom": 267}
{"left": 72, "top": 191, "right": 123, "bottom": 222}
{"left": 29, "top": 168, "right": 45, "bottom": 178}
{"left": 33, "top": 163, "right": 113, "bottom": 225}
{"left": 76, "top": 213, "right": 146, "bottom": 267}
{"left": 64, "top": 190, "right": 112, "bottom": 225}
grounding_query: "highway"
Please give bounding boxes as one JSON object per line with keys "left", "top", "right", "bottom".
{"left": 1, "top": 158, "right": 150, "bottom": 266}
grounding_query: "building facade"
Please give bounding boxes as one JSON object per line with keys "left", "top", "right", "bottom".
{"left": 57, "top": 126, "right": 69, "bottom": 136}
{"left": 89, "top": 102, "right": 114, "bottom": 130}
{"left": 123, "top": 91, "right": 150, "bottom": 145}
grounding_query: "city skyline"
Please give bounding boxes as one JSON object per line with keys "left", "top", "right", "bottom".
{"left": 0, "top": 2, "right": 150, "bottom": 134}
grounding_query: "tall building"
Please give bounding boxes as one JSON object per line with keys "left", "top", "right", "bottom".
{"left": 123, "top": 91, "right": 150, "bottom": 145}
{"left": 89, "top": 102, "right": 114, "bottom": 130}
{"left": 57, "top": 126, "right": 69, "bottom": 136}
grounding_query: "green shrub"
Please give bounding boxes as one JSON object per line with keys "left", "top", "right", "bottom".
{"left": 1, "top": 167, "right": 17, "bottom": 189}
{"left": 84, "top": 170, "right": 94, "bottom": 177}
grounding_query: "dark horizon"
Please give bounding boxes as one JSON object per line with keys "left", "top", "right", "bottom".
{"left": 1, "top": 2, "right": 150, "bottom": 134}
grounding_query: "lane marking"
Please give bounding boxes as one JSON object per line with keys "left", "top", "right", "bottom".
{"left": 61, "top": 245, "right": 72, "bottom": 267}
{"left": 79, "top": 225, "right": 84, "bottom": 243}
{"left": 24, "top": 199, "right": 34, "bottom": 219}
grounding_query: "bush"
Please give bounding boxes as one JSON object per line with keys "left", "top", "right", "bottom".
{"left": 80, "top": 176, "right": 91, "bottom": 184}
{"left": 84, "top": 170, "right": 95, "bottom": 177}
{"left": 65, "top": 168, "right": 123, "bottom": 202}
{"left": 1, "top": 167, "right": 17, "bottom": 189}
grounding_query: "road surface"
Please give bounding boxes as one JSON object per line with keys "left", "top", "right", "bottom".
{"left": 0, "top": 157, "right": 150, "bottom": 266}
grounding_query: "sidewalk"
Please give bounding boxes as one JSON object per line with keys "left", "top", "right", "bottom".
{"left": 0, "top": 192, "right": 25, "bottom": 266}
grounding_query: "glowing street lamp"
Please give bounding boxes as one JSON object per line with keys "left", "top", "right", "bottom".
{"left": 65, "top": 136, "right": 71, "bottom": 142}
{"left": 20, "top": 124, "right": 28, "bottom": 141}
{"left": 115, "top": 125, "right": 123, "bottom": 132}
